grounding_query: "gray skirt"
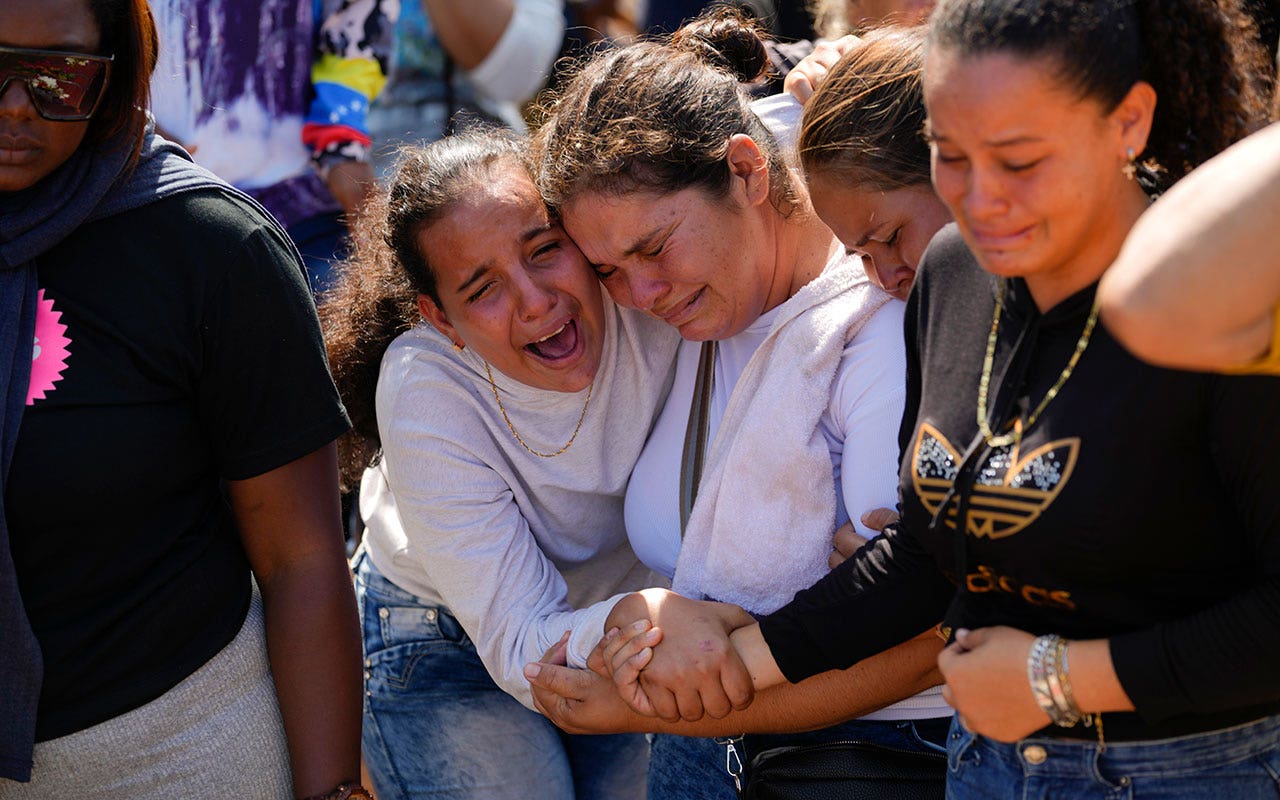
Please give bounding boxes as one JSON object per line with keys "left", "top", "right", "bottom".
{"left": 0, "top": 590, "right": 293, "bottom": 799}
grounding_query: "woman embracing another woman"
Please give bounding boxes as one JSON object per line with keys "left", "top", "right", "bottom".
{"left": 526, "top": 9, "right": 954, "bottom": 798}
{"left": 322, "top": 131, "right": 679, "bottom": 800}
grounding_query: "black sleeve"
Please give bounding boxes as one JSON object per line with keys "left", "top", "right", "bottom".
{"left": 897, "top": 275, "right": 925, "bottom": 463}
{"left": 197, "top": 205, "right": 350, "bottom": 480}
{"left": 1110, "top": 373, "right": 1280, "bottom": 723}
{"left": 759, "top": 522, "right": 956, "bottom": 683}
{"left": 758, "top": 278, "right": 954, "bottom": 684}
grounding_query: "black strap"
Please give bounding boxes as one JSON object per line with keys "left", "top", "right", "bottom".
{"left": 932, "top": 279, "right": 1035, "bottom": 598}
{"left": 679, "top": 341, "right": 717, "bottom": 536}
{"left": 930, "top": 429, "right": 990, "bottom": 596}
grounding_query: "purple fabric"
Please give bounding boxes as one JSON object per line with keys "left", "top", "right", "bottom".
{"left": 246, "top": 170, "right": 340, "bottom": 231}
{"left": 184, "top": 0, "right": 312, "bottom": 125}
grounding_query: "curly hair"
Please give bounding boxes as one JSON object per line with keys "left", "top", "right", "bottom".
{"left": 927, "top": 0, "right": 1272, "bottom": 188}
{"left": 319, "top": 131, "right": 529, "bottom": 489}
{"left": 534, "top": 5, "right": 798, "bottom": 214}
{"left": 799, "top": 26, "right": 929, "bottom": 192}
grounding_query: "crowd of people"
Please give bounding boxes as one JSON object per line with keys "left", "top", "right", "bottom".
{"left": 2, "top": 0, "right": 1279, "bottom": 799}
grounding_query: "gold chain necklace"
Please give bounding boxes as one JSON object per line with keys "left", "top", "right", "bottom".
{"left": 976, "top": 285, "right": 1102, "bottom": 448}
{"left": 485, "top": 362, "right": 594, "bottom": 458}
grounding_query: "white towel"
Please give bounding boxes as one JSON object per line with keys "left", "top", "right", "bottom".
{"left": 671, "top": 256, "right": 891, "bottom": 615}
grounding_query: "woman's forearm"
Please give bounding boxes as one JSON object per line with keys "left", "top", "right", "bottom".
{"left": 729, "top": 624, "right": 787, "bottom": 691}
{"left": 229, "top": 445, "right": 363, "bottom": 797}
{"left": 663, "top": 633, "right": 944, "bottom": 736}
{"left": 259, "top": 555, "right": 364, "bottom": 797}
{"left": 529, "top": 633, "right": 944, "bottom": 737}
{"left": 1068, "top": 638, "right": 1135, "bottom": 715}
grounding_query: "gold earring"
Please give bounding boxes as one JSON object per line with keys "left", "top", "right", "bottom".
{"left": 1123, "top": 147, "right": 1138, "bottom": 182}
{"left": 453, "top": 341, "right": 465, "bottom": 351}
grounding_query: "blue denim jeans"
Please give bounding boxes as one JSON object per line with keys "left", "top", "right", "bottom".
{"left": 946, "top": 713, "right": 1280, "bottom": 799}
{"left": 354, "top": 553, "right": 649, "bottom": 800}
{"left": 647, "top": 716, "right": 951, "bottom": 800}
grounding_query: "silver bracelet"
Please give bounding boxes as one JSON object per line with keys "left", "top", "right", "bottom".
{"left": 1026, "top": 634, "right": 1059, "bottom": 722}
{"left": 1027, "top": 634, "right": 1084, "bottom": 727}
{"left": 1056, "top": 637, "right": 1086, "bottom": 726}
{"left": 1044, "top": 636, "right": 1082, "bottom": 727}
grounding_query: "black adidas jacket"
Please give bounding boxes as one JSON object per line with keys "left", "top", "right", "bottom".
{"left": 760, "top": 224, "right": 1280, "bottom": 740}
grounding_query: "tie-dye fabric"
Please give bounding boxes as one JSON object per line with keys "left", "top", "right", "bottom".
{"left": 150, "top": 0, "right": 395, "bottom": 227}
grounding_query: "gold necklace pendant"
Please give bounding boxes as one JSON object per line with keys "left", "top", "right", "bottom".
{"left": 485, "top": 362, "right": 594, "bottom": 458}
{"left": 976, "top": 286, "right": 1101, "bottom": 448}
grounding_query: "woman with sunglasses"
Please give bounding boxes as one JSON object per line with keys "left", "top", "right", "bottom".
{"left": 593, "top": 0, "right": 1280, "bottom": 795}
{"left": 0, "top": 1, "right": 363, "bottom": 799}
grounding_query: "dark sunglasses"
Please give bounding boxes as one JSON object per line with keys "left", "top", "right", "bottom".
{"left": 0, "top": 46, "right": 113, "bottom": 121}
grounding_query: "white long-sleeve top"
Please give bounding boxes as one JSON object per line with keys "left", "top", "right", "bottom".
{"left": 625, "top": 267, "right": 907, "bottom": 579}
{"left": 361, "top": 296, "right": 678, "bottom": 708}
{"left": 625, "top": 254, "right": 951, "bottom": 721}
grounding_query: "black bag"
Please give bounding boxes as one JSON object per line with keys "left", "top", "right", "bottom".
{"left": 741, "top": 739, "right": 947, "bottom": 800}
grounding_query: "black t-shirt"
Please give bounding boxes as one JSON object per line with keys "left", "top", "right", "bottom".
{"left": 761, "top": 224, "right": 1280, "bottom": 739}
{"left": 7, "top": 188, "right": 350, "bottom": 740}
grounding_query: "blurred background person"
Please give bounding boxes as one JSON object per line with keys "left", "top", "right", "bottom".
{"left": 368, "top": 0, "right": 565, "bottom": 174}
{"left": 150, "top": 0, "right": 397, "bottom": 295}
{"left": 816, "top": 0, "right": 934, "bottom": 33}
{"left": 785, "top": 0, "right": 934, "bottom": 101}
{"left": 638, "top": 0, "right": 813, "bottom": 39}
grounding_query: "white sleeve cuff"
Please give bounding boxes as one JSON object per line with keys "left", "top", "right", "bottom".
{"left": 465, "top": 0, "right": 564, "bottom": 104}
{"left": 750, "top": 93, "right": 804, "bottom": 164}
{"left": 564, "top": 593, "right": 629, "bottom": 670}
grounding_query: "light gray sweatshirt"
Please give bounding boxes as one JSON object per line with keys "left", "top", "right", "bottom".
{"left": 361, "top": 296, "right": 679, "bottom": 707}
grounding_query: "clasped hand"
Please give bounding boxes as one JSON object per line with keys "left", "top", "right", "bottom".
{"left": 525, "top": 589, "right": 756, "bottom": 728}
{"left": 596, "top": 590, "right": 756, "bottom": 722}
{"left": 938, "top": 626, "right": 1052, "bottom": 742}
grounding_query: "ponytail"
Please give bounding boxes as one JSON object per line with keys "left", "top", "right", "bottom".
{"left": 1133, "top": 0, "right": 1270, "bottom": 179}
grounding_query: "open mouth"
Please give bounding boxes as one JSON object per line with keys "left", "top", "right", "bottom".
{"left": 525, "top": 319, "right": 582, "bottom": 362}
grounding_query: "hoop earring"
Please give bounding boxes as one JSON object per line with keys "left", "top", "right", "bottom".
{"left": 1122, "top": 147, "right": 1138, "bottom": 182}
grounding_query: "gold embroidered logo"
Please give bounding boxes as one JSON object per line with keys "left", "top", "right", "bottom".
{"left": 911, "top": 423, "right": 1079, "bottom": 540}
{"left": 963, "top": 564, "right": 1076, "bottom": 610}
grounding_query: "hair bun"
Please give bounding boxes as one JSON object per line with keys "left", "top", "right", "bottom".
{"left": 671, "top": 5, "right": 771, "bottom": 84}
